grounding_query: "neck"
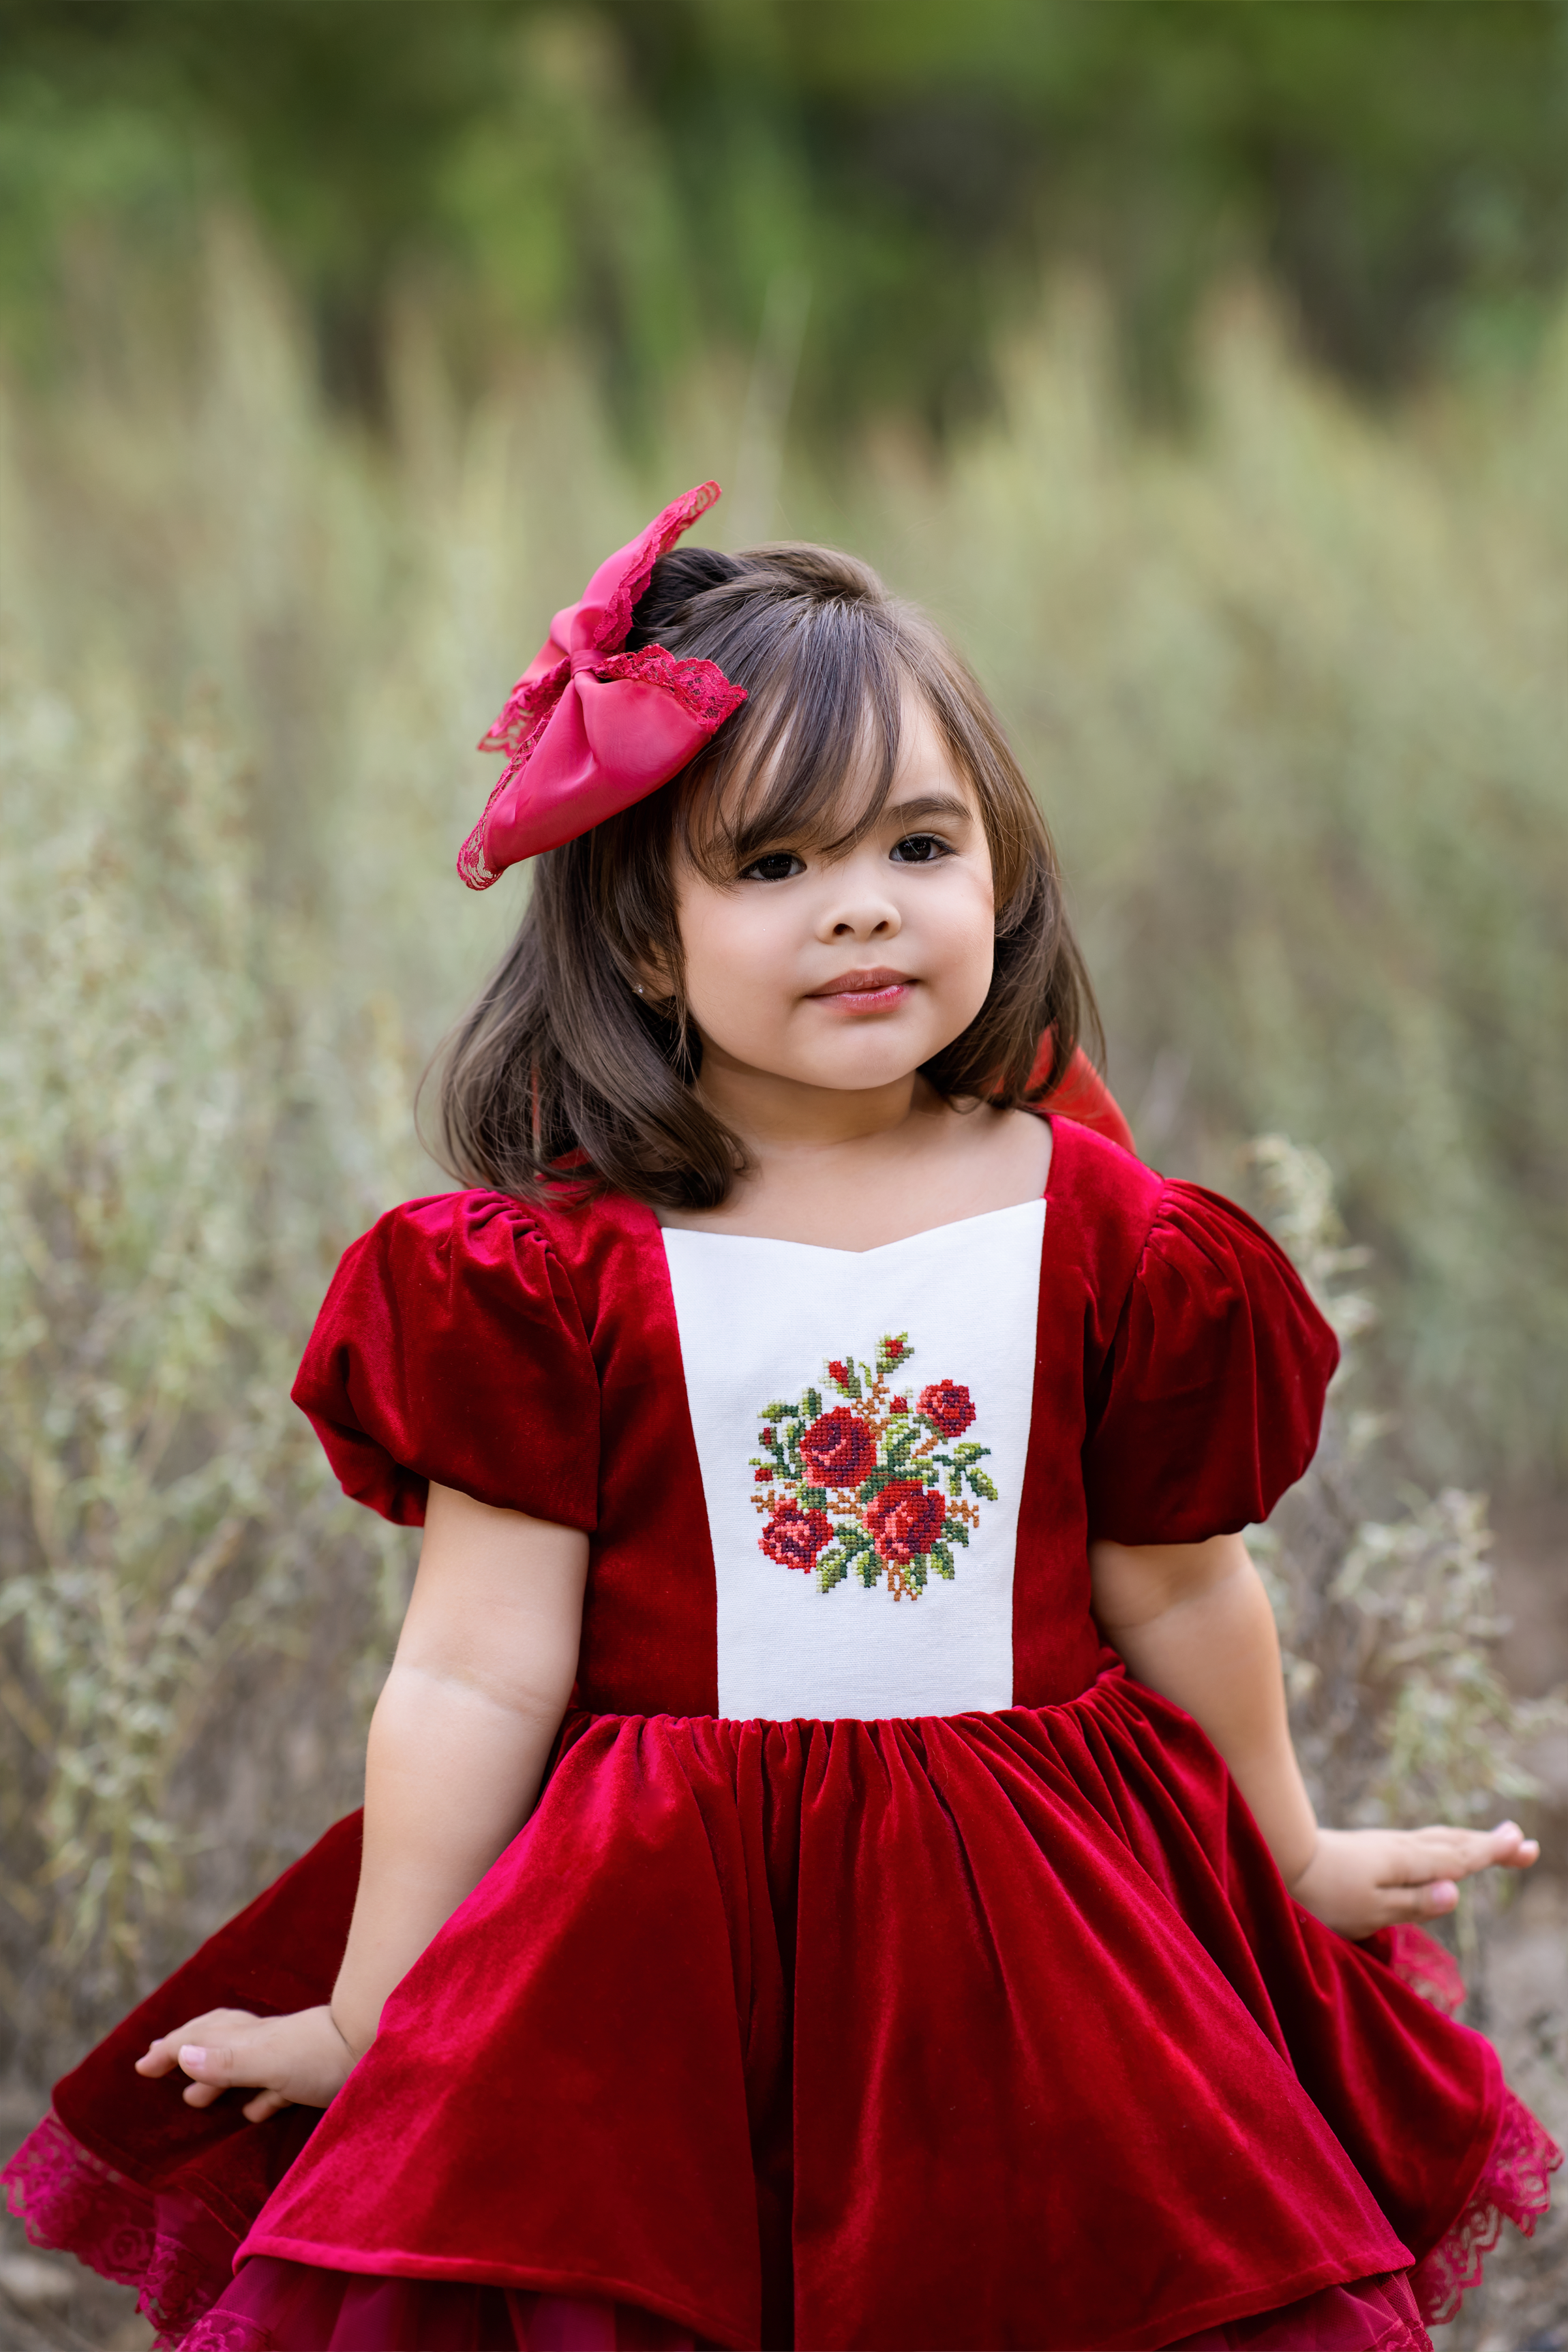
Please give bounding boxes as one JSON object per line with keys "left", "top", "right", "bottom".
{"left": 696, "top": 1054, "right": 935, "bottom": 1168}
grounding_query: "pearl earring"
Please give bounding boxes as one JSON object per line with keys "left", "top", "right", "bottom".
{"left": 635, "top": 984, "right": 645, "bottom": 996}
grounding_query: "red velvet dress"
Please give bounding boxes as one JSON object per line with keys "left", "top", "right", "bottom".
{"left": 4, "top": 1117, "right": 1558, "bottom": 2352}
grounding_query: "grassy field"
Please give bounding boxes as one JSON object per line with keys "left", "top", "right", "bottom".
{"left": 1, "top": 224, "right": 1566, "bottom": 2338}
{"left": 11, "top": 227, "right": 1567, "bottom": 1469}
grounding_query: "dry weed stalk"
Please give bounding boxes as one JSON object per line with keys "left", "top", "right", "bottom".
{"left": 1246, "top": 1136, "right": 1568, "bottom": 1996}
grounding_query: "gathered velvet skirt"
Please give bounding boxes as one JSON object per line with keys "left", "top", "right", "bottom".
{"left": 3, "top": 1668, "right": 1559, "bottom": 2350}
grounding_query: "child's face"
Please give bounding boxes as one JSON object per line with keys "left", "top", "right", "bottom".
{"left": 672, "top": 697, "right": 997, "bottom": 1099}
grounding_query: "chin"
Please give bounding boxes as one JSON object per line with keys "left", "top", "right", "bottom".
{"left": 811, "top": 1049, "right": 941, "bottom": 1092}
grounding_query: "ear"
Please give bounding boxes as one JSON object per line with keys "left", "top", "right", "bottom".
{"left": 631, "top": 948, "right": 679, "bottom": 1012}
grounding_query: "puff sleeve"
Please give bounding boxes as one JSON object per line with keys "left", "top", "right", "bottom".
{"left": 1082, "top": 1183, "right": 1338, "bottom": 1545}
{"left": 291, "top": 1192, "right": 600, "bottom": 1530}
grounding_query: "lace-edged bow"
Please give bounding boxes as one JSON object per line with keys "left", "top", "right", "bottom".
{"left": 459, "top": 481, "right": 746, "bottom": 886}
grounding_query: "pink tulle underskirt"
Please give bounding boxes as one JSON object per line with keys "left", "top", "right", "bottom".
{"left": 181, "top": 2258, "right": 1432, "bottom": 2352}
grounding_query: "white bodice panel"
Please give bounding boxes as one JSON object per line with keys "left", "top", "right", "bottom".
{"left": 661, "top": 1200, "right": 1045, "bottom": 1720}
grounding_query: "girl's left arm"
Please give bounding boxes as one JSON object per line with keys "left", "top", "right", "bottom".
{"left": 1091, "top": 1533, "right": 1538, "bottom": 1939}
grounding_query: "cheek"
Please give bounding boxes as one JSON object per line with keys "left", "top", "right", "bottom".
{"left": 679, "top": 895, "right": 786, "bottom": 1022}
{"left": 938, "top": 871, "right": 997, "bottom": 999}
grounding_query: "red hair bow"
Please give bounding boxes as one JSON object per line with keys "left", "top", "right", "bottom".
{"left": 458, "top": 481, "right": 747, "bottom": 887}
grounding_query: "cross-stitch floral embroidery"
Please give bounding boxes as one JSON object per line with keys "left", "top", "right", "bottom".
{"left": 750, "top": 1335, "right": 998, "bottom": 1599}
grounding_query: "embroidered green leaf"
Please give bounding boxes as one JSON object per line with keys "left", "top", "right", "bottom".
{"left": 941, "top": 1516, "right": 970, "bottom": 1546}
{"left": 886, "top": 1428, "right": 916, "bottom": 1468}
{"left": 817, "top": 1546, "right": 850, "bottom": 1594}
{"left": 799, "top": 1484, "right": 828, "bottom": 1510}
{"left": 967, "top": 1470, "right": 999, "bottom": 1502}
{"left": 804, "top": 1386, "right": 823, "bottom": 1419}
{"left": 931, "top": 1541, "right": 955, "bottom": 1580}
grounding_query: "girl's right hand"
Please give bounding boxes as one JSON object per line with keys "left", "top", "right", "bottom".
{"left": 134, "top": 2004, "right": 359, "bottom": 2123}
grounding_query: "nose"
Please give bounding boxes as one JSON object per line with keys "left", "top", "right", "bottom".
{"left": 816, "top": 862, "right": 903, "bottom": 943}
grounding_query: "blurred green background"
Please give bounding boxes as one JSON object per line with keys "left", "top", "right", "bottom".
{"left": 3, "top": 0, "right": 1567, "bottom": 2124}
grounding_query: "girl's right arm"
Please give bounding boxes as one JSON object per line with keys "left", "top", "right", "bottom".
{"left": 136, "top": 1482, "right": 588, "bottom": 2121}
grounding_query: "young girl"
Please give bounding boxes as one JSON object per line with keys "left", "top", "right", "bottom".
{"left": 5, "top": 484, "right": 1559, "bottom": 2352}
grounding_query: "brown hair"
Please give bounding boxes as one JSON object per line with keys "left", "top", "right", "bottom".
{"left": 430, "top": 541, "right": 1098, "bottom": 1210}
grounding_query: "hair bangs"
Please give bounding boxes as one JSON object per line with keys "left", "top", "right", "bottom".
{"left": 676, "top": 595, "right": 909, "bottom": 879}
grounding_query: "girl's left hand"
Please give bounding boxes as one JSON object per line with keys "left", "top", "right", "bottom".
{"left": 134, "top": 2004, "right": 359, "bottom": 2123}
{"left": 1289, "top": 1820, "right": 1539, "bottom": 1940}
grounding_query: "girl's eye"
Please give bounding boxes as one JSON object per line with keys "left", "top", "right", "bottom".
{"left": 739, "top": 851, "right": 806, "bottom": 883}
{"left": 890, "top": 833, "right": 950, "bottom": 864}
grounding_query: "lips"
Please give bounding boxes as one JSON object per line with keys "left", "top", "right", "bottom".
{"left": 809, "top": 968, "right": 914, "bottom": 999}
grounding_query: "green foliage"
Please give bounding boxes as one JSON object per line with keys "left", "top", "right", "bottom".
{"left": 2, "top": 0, "right": 1567, "bottom": 425}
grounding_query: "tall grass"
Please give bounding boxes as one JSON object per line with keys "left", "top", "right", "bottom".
{"left": 1246, "top": 1139, "right": 1567, "bottom": 1982}
{"left": 859, "top": 291, "right": 1568, "bottom": 1489}
{"left": 0, "top": 676, "right": 419, "bottom": 2068}
{"left": 1, "top": 217, "right": 1566, "bottom": 2075}
{"left": 11, "top": 228, "right": 1567, "bottom": 1483}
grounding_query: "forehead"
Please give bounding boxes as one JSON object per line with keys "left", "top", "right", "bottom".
{"left": 691, "top": 679, "right": 977, "bottom": 862}
{"left": 885, "top": 695, "right": 974, "bottom": 809}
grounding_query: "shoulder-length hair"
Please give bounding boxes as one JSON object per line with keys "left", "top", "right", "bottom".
{"left": 429, "top": 539, "right": 1098, "bottom": 1210}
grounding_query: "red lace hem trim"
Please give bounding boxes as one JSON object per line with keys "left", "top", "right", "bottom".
{"left": 1409, "top": 2085, "right": 1563, "bottom": 2324}
{"left": 5, "top": 2081, "right": 1559, "bottom": 2342}
{"left": 1381, "top": 1922, "right": 1466, "bottom": 2019}
{"left": 176, "top": 2314, "right": 266, "bottom": 2352}
{"left": 1376, "top": 1924, "right": 1563, "bottom": 2324}
{"left": 0, "top": 2107, "right": 237, "bottom": 2352}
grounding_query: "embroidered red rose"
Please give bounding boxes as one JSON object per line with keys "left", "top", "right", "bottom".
{"left": 918, "top": 1380, "right": 976, "bottom": 1438}
{"left": 800, "top": 1406, "right": 877, "bottom": 1487}
{"left": 760, "top": 1501, "right": 835, "bottom": 1571}
{"left": 751, "top": 1333, "right": 994, "bottom": 1599}
{"left": 864, "top": 1479, "right": 946, "bottom": 1565}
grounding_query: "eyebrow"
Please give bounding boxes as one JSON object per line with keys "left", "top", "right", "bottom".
{"left": 879, "top": 794, "right": 976, "bottom": 829}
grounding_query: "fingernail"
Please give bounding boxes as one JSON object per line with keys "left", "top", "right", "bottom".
{"left": 179, "top": 2045, "right": 207, "bottom": 2068}
{"left": 1498, "top": 1820, "right": 1519, "bottom": 1836}
{"left": 1431, "top": 1881, "right": 1458, "bottom": 1908}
